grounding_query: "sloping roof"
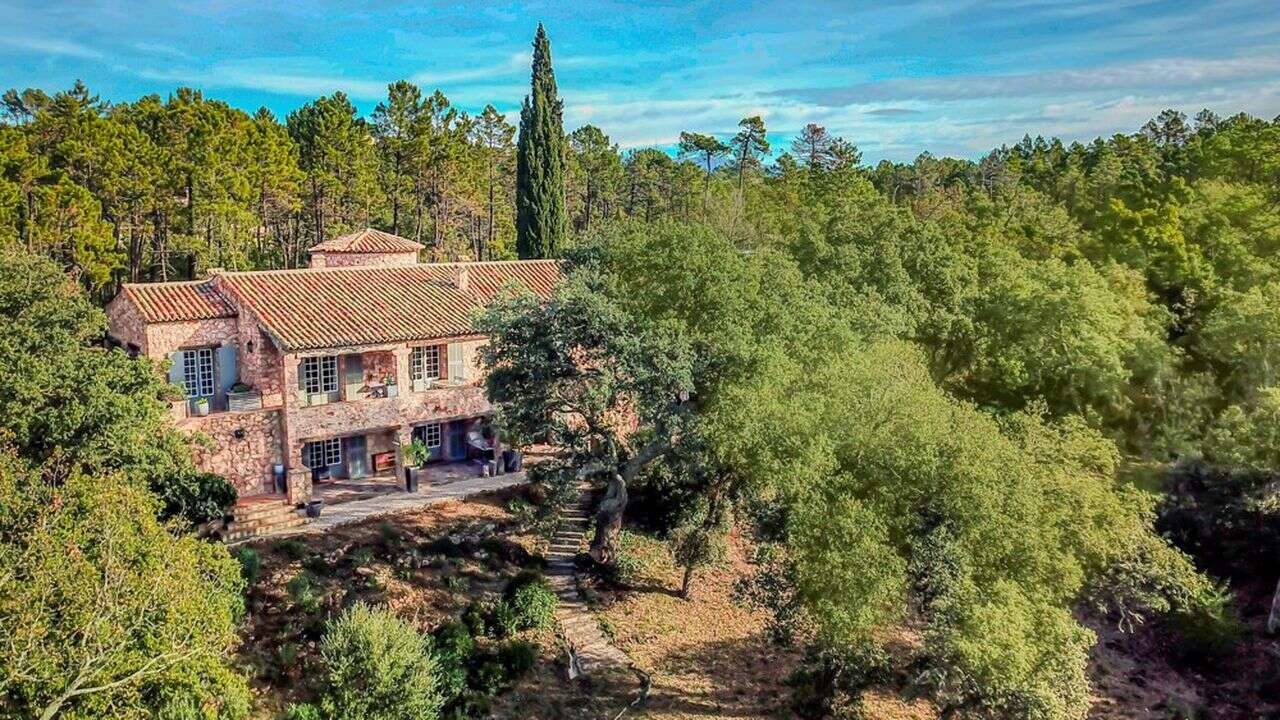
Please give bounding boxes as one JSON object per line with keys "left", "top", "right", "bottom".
{"left": 220, "top": 260, "right": 560, "bottom": 351}
{"left": 309, "top": 228, "right": 425, "bottom": 254}
{"left": 119, "top": 280, "right": 236, "bottom": 322}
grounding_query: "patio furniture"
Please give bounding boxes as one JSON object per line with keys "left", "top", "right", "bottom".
{"left": 372, "top": 451, "right": 396, "bottom": 473}
{"left": 467, "top": 429, "right": 494, "bottom": 460}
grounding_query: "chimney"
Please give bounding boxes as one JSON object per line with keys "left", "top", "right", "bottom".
{"left": 456, "top": 265, "right": 470, "bottom": 293}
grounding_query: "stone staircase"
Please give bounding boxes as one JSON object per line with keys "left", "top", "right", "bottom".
{"left": 545, "top": 484, "right": 631, "bottom": 677}
{"left": 224, "top": 497, "right": 310, "bottom": 542}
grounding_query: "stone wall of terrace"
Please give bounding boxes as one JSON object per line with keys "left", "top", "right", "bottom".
{"left": 180, "top": 407, "right": 285, "bottom": 497}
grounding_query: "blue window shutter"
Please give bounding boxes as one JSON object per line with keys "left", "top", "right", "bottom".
{"left": 168, "top": 351, "right": 186, "bottom": 392}
{"left": 216, "top": 345, "right": 237, "bottom": 410}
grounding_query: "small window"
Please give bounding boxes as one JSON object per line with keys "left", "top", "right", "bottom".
{"left": 307, "top": 437, "right": 342, "bottom": 467}
{"left": 420, "top": 422, "right": 442, "bottom": 449}
{"left": 409, "top": 345, "right": 441, "bottom": 383}
{"left": 302, "top": 356, "right": 338, "bottom": 395}
{"left": 183, "top": 347, "right": 215, "bottom": 398}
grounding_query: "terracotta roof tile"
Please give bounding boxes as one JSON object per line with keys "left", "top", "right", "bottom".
{"left": 220, "top": 260, "right": 560, "bottom": 351}
{"left": 121, "top": 280, "right": 236, "bottom": 322}
{"left": 309, "top": 228, "right": 425, "bottom": 254}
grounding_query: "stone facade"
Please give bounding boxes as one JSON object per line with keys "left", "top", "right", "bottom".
{"left": 105, "top": 240, "right": 526, "bottom": 506}
{"left": 310, "top": 251, "right": 419, "bottom": 268}
{"left": 104, "top": 294, "right": 148, "bottom": 353}
{"left": 181, "top": 408, "right": 284, "bottom": 496}
{"left": 146, "top": 317, "right": 239, "bottom": 359}
{"left": 110, "top": 301, "right": 495, "bottom": 504}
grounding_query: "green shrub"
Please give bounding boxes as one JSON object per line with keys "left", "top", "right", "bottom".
{"left": 348, "top": 546, "right": 375, "bottom": 567}
{"left": 315, "top": 603, "right": 443, "bottom": 720}
{"left": 152, "top": 469, "right": 237, "bottom": 525}
{"left": 1169, "top": 587, "right": 1244, "bottom": 661}
{"left": 489, "top": 600, "right": 520, "bottom": 639}
{"left": 281, "top": 703, "right": 321, "bottom": 720}
{"left": 503, "top": 575, "right": 557, "bottom": 632}
{"left": 472, "top": 657, "right": 510, "bottom": 696}
{"left": 497, "top": 640, "right": 539, "bottom": 676}
{"left": 462, "top": 598, "right": 494, "bottom": 637}
{"left": 233, "top": 546, "right": 261, "bottom": 588}
{"left": 377, "top": 521, "right": 402, "bottom": 548}
{"left": 431, "top": 620, "right": 474, "bottom": 703}
{"left": 287, "top": 572, "right": 323, "bottom": 614}
{"left": 275, "top": 538, "right": 309, "bottom": 561}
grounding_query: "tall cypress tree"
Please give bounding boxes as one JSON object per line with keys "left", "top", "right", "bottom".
{"left": 515, "top": 23, "right": 566, "bottom": 259}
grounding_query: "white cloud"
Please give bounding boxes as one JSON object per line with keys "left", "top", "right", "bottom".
{"left": 0, "top": 35, "right": 102, "bottom": 59}
{"left": 770, "top": 55, "right": 1280, "bottom": 106}
{"left": 138, "top": 61, "right": 392, "bottom": 100}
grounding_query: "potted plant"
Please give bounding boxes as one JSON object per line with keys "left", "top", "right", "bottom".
{"left": 403, "top": 438, "right": 430, "bottom": 492}
{"left": 227, "top": 382, "right": 261, "bottom": 411}
{"left": 194, "top": 397, "right": 210, "bottom": 416}
{"left": 384, "top": 373, "right": 399, "bottom": 398}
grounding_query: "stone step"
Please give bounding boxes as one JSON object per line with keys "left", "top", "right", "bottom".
{"left": 228, "top": 512, "right": 306, "bottom": 532}
{"left": 224, "top": 514, "right": 309, "bottom": 541}
{"left": 232, "top": 506, "right": 297, "bottom": 523}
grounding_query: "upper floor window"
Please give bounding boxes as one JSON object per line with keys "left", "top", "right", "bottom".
{"left": 302, "top": 356, "right": 338, "bottom": 395}
{"left": 183, "top": 347, "right": 215, "bottom": 398}
{"left": 410, "top": 345, "right": 441, "bottom": 382}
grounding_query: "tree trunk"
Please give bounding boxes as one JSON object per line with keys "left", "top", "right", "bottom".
{"left": 680, "top": 562, "right": 695, "bottom": 599}
{"left": 589, "top": 472, "right": 628, "bottom": 564}
{"left": 1269, "top": 576, "right": 1280, "bottom": 634}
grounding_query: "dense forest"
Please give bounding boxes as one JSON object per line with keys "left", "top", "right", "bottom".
{"left": 3, "top": 37, "right": 1280, "bottom": 719}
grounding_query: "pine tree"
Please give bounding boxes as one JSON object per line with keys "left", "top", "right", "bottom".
{"left": 515, "top": 23, "right": 566, "bottom": 259}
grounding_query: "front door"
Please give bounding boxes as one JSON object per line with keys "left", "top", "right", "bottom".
{"left": 345, "top": 435, "right": 369, "bottom": 479}
{"left": 446, "top": 420, "right": 467, "bottom": 462}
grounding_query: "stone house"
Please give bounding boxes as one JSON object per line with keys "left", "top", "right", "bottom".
{"left": 105, "top": 228, "right": 558, "bottom": 511}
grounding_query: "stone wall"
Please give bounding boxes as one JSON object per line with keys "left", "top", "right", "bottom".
{"left": 104, "top": 294, "right": 147, "bottom": 353}
{"left": 310, "top": 251, "right": 419, "bottom": 268}
{"left": 233, "top": 304, "right": 285, "bottom": 408}
{"left": 145, "top": 317, "right": 238, "bottom": 360}
{"left": 287, "top": 385, "right": 492, "bottom": 445}
{"left": 181, "top": 408, "right": 285, "bottom": 496}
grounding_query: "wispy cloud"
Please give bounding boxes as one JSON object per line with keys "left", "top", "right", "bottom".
{"left": 138, "top": 61, "right": 392, "bottom": 100}
{"left": 769, "top": 55, "right": 1280, "bottom": 106}
{"left": 0, "top": 35, "right": 102, "bottom": 59}
{"left": 133, "top": 42, "right": 193, "bottom": 61}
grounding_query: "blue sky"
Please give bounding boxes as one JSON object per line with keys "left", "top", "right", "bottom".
{"left": 2, "top": 0, "right": 1278, "bottom": 162}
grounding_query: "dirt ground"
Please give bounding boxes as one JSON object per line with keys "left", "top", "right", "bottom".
{"left": 236, "top": 488, "right": 549, "bottom": 717}
{"left": 586, "top": 529, "right": 801, "bottom": 720}
{"left": 234, "top": 490, "right": 1279, "bottom": 720}
{"left": 1087, "top": 580, "right": 1280, "bottom": 719}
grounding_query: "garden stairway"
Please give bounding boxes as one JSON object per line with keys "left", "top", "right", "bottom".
{"left": 545, "top": 483, "right": 632, "bottom": 677}
{"left": 224, "top": 497, "right": 309, "bottom": 542}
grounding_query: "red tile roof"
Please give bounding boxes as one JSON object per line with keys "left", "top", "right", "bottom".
{"left": 219, "top": 260, "right": 560, "bottom": 351}
{"left": 309, "top": 228, "right": 425, "bottom": 254}
{"left": 120, "top": 280, "right": 236, "bottom": 322}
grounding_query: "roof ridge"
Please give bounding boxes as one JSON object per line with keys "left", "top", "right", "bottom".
{"left": 121, "top": 278, "right": 214, "bottom": 288}
{"left": 220, "top": 259, "right": 558, "bottom": 277}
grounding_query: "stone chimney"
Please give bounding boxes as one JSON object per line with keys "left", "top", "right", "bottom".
{"left": 455, "top": 265, "right": 470, "bottom": 293}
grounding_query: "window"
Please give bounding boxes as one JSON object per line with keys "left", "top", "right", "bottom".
{"left": 409, "top": 345, "right": 441, "bottom": 383}
{"left": 183, "top": 347, "right": 215, "bottom": 398}
{"left": 420, "top": 422, "right": 442, "bottom": 449}
{"left": 307, "top": 437, "right": 342, "bottom": 467}
{"left": 302, "top": 356, "right": 338, "bottom": 395}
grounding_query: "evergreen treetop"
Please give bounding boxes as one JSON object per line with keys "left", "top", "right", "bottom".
{"left": 515, "top": 23, "right": 567, "bottom": 259}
